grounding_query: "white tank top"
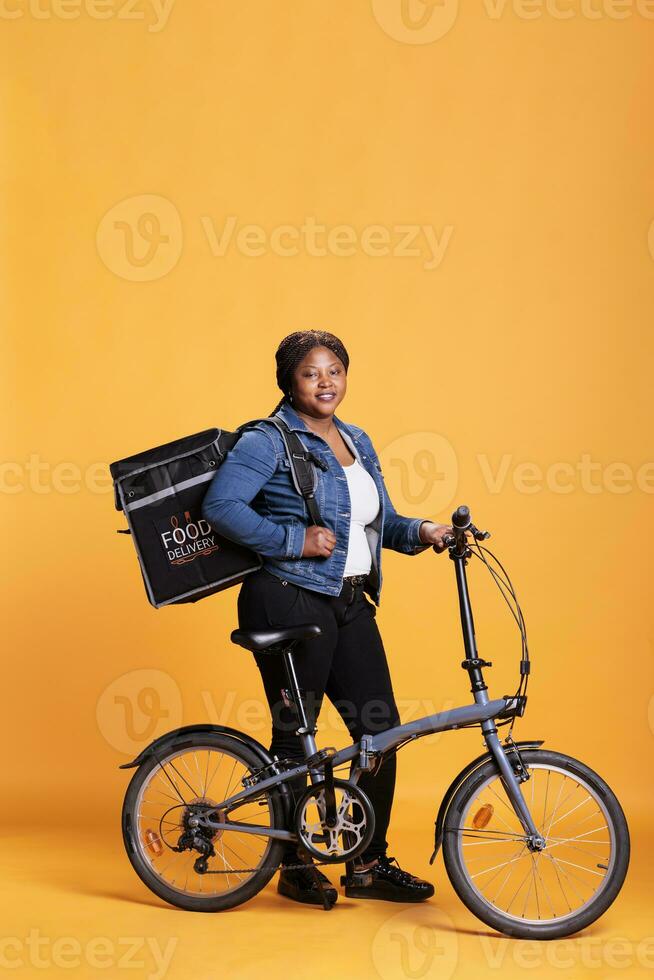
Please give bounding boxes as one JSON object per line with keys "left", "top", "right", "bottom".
{"left": 342, "top": 458, "right": 380, "bottom": 576}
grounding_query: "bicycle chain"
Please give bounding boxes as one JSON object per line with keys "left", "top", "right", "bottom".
{"left": 171, "top": 830, "right": 342, "bottom": 875}
{"left": 199, "top": 858, "right": 335, "bottom": 875}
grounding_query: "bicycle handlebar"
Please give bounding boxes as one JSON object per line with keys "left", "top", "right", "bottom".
{"left": 440, "top": 505, "right": 491, "bottom": 552}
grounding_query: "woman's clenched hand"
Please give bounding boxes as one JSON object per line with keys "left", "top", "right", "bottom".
{"left": 301, "top": 525, "right": 337, "bottom": 558}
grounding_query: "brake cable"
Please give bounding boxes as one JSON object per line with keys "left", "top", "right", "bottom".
{"left": 466, "top": 536, "right": 531, "bottom": 740}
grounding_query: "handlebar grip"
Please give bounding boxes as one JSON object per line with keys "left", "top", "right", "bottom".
{"left": 452, "top": 505, "right": 471, "bottom": 529}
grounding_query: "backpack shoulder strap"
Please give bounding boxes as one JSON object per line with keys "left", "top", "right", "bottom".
{"left": 237, "top": 417, "right": 326, "bottom": 527}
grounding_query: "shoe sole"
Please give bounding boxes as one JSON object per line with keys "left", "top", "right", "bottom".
{"left": 343, "top": 886, "right": 434, "bottom": 903}
{"left": 278, "top": 882, "right": 338, "bottom": 907}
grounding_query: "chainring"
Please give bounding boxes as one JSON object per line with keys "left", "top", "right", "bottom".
{"left": 294, "top": 778, "right": 375, "bottom": 864}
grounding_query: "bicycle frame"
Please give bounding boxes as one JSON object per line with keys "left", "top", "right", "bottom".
{"left": 191, "top": 537, "right": 543, "bottom": 849}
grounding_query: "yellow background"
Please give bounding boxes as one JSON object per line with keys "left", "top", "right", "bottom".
{"left": 2, "top": 1, "right": 653, "bottom": 977}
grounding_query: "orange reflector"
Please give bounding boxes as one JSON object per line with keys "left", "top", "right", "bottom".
{"left": 472, "top": 803, "right": 494, "bottom": 829}
{"left": 144, "top": 829, "right": 164, "bottom": 856}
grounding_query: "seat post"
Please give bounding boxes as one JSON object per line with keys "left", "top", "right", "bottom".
{"left": 281, "top": 647, "right": 319, "bottom": 761}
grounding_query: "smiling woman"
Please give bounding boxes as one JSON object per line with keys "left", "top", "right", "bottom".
{"left": 201, "top": 329, "right": 454, "bottom": 908}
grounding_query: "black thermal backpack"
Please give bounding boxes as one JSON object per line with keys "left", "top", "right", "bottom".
{"left": 110, "top": 418, "right": 326, "bottom": 609}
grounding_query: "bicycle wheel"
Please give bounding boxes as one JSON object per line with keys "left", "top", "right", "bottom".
{"left": 122, "top": 732, "right": 287, "bottom": 911}
{"left": 442, "top": 748, "right": 630, "bottom": 939}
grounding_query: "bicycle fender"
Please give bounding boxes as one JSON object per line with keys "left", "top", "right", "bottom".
{"left": 117, "top": 723, "right": 294, "bottom": 822}
{"left": 117, "top": 723, "right": 273, "bottom": 770}
{"left": 428, "top": 739, "right": 545, "bottom": 864}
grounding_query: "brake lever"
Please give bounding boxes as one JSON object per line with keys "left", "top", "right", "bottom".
{"left": 438, "top": 526, "right": 489, "bottom": 551}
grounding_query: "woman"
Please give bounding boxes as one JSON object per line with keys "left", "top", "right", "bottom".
{"left": 202, "top": 330, "right": 453, "bottom": 909}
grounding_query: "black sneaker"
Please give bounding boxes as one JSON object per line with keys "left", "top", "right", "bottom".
{"left": 278, "top": 864, "right": 338, "bottom": 908}
{"left": 340, "top": 855, "right": 435, "bottom": 903}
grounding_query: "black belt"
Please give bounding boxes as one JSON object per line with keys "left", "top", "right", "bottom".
{"left": 340, "top": 573, "right": 368, "bottom": 604}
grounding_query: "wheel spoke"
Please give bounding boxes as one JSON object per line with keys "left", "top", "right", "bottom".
{"left": 548, "top": 826, "right": 608, "bottom": 842}
{"left": 505, "top": 858, "right": 535, "bottom": 914}
{"left": 541, "top": 768, "right": 551, "bottom": 830}
{"left": 547, "top": 794, "right": 595, "bottom": 831}
{"left": 470, "top": 848, "right": 531, "bottom": 880}
{"left": 542, "top": 852, "right": 589, "bottom": 905}
{"left": 462, "top": 837, "right": 526, "bottom": 845}
{"left": 544, "top": 854, "right": 606, "bottom": 879}
{"left": 532, "top": 853, "right": 557, "bottom": 919}
{"left": 487, "top": 845, "right": 528, "bottom": 904}
{"left": 132, "top": 744, "right": 278, "bottom": 900}
{"left": 485, "top": 782, "right": 525, "bottom": 831}
{"left": 451, "top": 759, "right": 618, "bottom": 928}
{"left": 543, "top": 771, "right": 565, "bottom": 837}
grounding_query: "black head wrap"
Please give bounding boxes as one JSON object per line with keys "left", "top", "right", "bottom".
{"left": 270, "top": 330, "right": 349, "bottom": 414}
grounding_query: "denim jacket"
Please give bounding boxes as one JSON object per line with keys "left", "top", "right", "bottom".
{"left": 201, "top": 401, "right": 430, "bottom": 606}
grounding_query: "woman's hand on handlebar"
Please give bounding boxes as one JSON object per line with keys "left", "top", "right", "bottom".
{"left": 301, "top": 524, "right": 337, "bottom": 558}
{"left": 418, "top": 521, "right": 455, "bottom": 554}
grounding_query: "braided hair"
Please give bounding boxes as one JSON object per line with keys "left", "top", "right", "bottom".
{"left": 269, "top": 329, "right": 350, "bottom": 415}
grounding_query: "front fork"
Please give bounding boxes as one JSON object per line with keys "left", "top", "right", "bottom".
{"left": 453, "top": 547, "right": 545, "bottom": 851}
{"left": 482, "top": 725, "right": 544, "bottom": 849}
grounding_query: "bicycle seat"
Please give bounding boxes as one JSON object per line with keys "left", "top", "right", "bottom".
{"left": 230, "top": 623, "right": 322, "bottom": 653}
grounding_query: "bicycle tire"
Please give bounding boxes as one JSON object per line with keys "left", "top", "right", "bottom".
{"left": 122, "top": 731, "right": 287, "bottom": 912}
{"left": 442, "top": 748, "right": 630, "bottom": 939}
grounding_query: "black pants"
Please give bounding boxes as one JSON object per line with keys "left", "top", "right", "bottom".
{"left": 237, "top": 567, "right": 400, "bottom": 864}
